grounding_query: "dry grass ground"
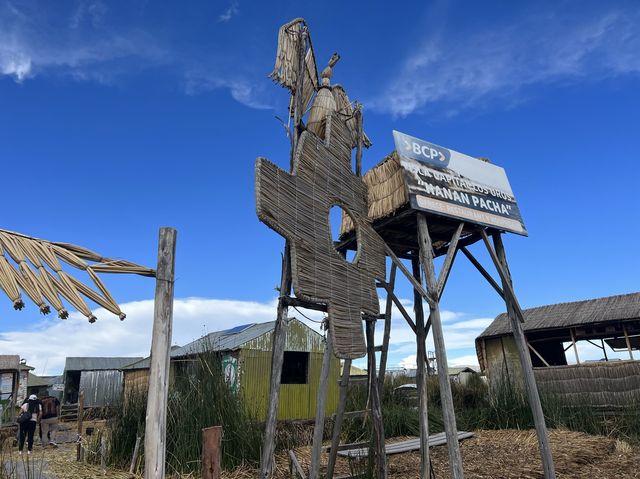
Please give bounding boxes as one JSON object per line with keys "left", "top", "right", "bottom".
{"left": 5, "top": 428, "right": 638, "bottom": 478}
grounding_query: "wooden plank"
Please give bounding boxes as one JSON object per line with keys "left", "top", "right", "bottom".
{"left": 259, "top": 243, "right": 292, "bottom": 479}
{"left": 416, "top": 213, "right": 464, "bottom": 479}
{"left": 435, "top": 222, "right": 464, "bottom": 299}
{"left": 490, "top": 232, "right": 556, "bottom": 479}
{"left": 324, "top": 441, "right": 369, "bottom": 453}
{"left": 338, "top": 432, "right": 474, "bottom": 458}
{"left": 571, "top": 329, "right": 580, "bottom": 364}
{"left": 412, "top": 257, "right": 431, "bottom": 479}
{"left": 309, "top": 332, "right": 333, "bottom": 479}
{"left": 326, "top": 358, "right": 352, "bottom": 479}
{"left": 145, "top": 227, "right": 177, "bottom": 479}
{"left": 289, "top": 450, "right": 307, "bottom": 479}
{"left": 202, "top": 426, "right": 222, "bottom": 479}
{"left": 284, "top": 296, "right": 328, "bottom": 312}
{"left": 623, "top": 325, "right": 634, "bottom": 360}
{"left": 527, "top": 341, "right": 551, "bottom": 368}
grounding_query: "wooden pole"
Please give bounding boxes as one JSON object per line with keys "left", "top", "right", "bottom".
{"left": 623, "top": 324, "right": 634, "bottom": 360}
{"left": 412, "top": 258, "right": 431, "bottom": 479}
{"left": 570, "top": 329, "right": 580, "bottom": 364}
{"left": 260, "top": 23, "right": 307, "bottom": 479}
{"left": 366, "top": 320, "right": 387, "bottom": 479}
{"left": 489, "top": 231, "right": 556, "bottom": 479}
{"left": 601, "top": 339, "right": 609, "bottom": 361}
{"left": 289, "top": 450, "right": 307, "bottom": 479}
{"left": 378, "top": 263, "right": 397, "bottom": 394}
{"left": 355, "top": 104, "right": 363, "bottom": 177}
{"left": 326, "top": 357, "right": 351, "bottom": 479}
{"left": 459, "top": 247, "right": 505, "bottom": 300}
{"left": 377, "top": 281, "right": 417, "bottom": 333}
{"left": 416, "top": 213, "right": 464, "bottom": 479}
{"left": 144, "top": 227, "right": 177, "bottom": 479}
{"left": 129, "top": 436, "right": 142, "bottom": 475}
{"left": 310, "top": 331, "right": 333, "bottom": 479}
{"left": 76, "top": 390, "right": 84, "bottom": 462}
{"left": 202, "top": 426, "right": 223, "bottom": 479}
{"left": 260, "top": 245, "right": 292, "bottom": 479}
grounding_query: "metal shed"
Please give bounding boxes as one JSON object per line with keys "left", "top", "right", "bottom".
{"left": 476, "top": 291, "right": 640, "bottom": 408}
{"left": 122, "top": 319, "right": 339, "bottom": 420}
{"left": 63, "top": 357, "right": 142, "bottom": 407}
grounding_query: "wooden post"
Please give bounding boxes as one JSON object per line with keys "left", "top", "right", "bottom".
{"left": 260, "top": 22, "right": 307, "bottom": 479}
{"left": 76, "top": 390, "right": 84, "bottom": 462}
{"left": 289, "top": 450, "right": 307, "bottom": 479}
{"left": 570, "top": 329, "right": 580, "bottom": 364}
{"left": 129, "top": 436, "right": 142, "bottom": 475}
{"left": 310, "top": 331, "right": 333, "bottom": 479}
{"left": 623, "top": 324, "right": 634, "bottom": 360}
{"left": 259, "top": 244, "right": 292, "bottom": 479}
{"left": 100, "top": 434, "right": 106, "bottom": 471}
{"left": 366, "top": 320, "right": 387, "bottom": 479}
{"left": 416, "top": 213, "right": 464, "bottom": 479}
{"left": 601, "top": 339, "right": 609, "bottom": 361}
{"left": 490, "top": 231, "right": 556, "bottom": 479}
{"left": 412, "top": 258, "right": 431, "bottom": 479}
{"left": 326, "top": 357, "right": 351, "bottom": 479}
{"left": 202, "top": 426, "right": 223, "bottom": 479}
{"left": 144, "top": 227, "right": 177, "bottom": 479}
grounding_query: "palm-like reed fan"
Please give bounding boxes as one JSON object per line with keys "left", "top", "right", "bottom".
{"left": 0, "top": 229, "right": 154, "bottom": 322}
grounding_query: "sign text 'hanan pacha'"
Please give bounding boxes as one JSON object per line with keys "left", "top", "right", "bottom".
{"left": 393, "top": 130, "right": 527, "bottom": 235}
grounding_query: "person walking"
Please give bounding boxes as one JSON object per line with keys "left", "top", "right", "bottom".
{"left": 40, "top": 392, "right": 60, "bottom": 447}
{"left": 18, "top": 394, "right": 42, "bottom": 455}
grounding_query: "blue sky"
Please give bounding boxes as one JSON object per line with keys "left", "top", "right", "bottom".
{"left": 0, "top": 0, "right": 639, "bottom": 374}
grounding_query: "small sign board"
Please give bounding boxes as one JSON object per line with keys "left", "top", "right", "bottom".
{"left": 393, "top": 131, "right": 527, "bottom": 235}
{"left": 51, "top": 383, "right": 64, "bottom": 392}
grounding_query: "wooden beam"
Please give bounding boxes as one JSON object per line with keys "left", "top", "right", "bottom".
{"left": 326, "top": 358, "right": 351, "bottom": 479}
{"left": 289, "top": 450, "right": 307, "bottom": 479}
{"left": 144, "top": 227, "right": 177, "bottom": 479}
{"left": 129, "top": 436, "right": 142, "bottom": 475}
{"left": 76, "top": 390, "right": 84, "bottom": 462}
{"left": 378, "top": 262, "right": 397, "bottom": 393}
{"left": 310, "top": 332, "right": 333, "bottom": 479}
{"left": 366, "top": 321, "right": 387, "bottom": 479}
{"left": 376, "top": 281, "right": 417, "bottom": 333}
{"left": 490, "top": 232, "right": 556, "bottom": 479}
{"left": 623, "top": 324, "right": 634, "bottom": 360}
{"left": 527, "top": 341, "right": 551, "bottom": 368}
{"left": 412, "top": 258, "right": 431, "bottom": 479}
{"left": 435, "top": 222, "right": 464, "bottom": 298}
{"left": 459, "top": 246, "right": 505, "bottom": 300}
{"left": 570, "top": 329, "right": 580, "bottom": 364}
{"left": 416, "top": 213, "right": 464, "bottom": 479}
{"left": 383, "top": 244, "right": 432, "bottom": 308}
{"left": 201, "top": 426, "right": 222, "bottom": 479}
{"left": 259, "top": 243, "right": 292, "bottom": 479}
{"left": 284, "top": 296, "right": 328, "bottom": 312}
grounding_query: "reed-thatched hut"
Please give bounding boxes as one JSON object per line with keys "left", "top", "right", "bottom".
{"left": 476, "top": 292, "right": 640, "bottom": 409}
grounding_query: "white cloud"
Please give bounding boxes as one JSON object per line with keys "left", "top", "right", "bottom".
{"left": 218, "top": 1, "right": 239, "bottom": 23}
{"left": 184, "top": 71, "right": 273, "bottom": 109}
{"left": 372, "top": 6, "right": 640, "bottom": 117}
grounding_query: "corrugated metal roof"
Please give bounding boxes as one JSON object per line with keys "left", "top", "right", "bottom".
{"left": 65, "top": 357, "right": 143, "bottom": 372}
{"left": 478, "top": 292, "right": 640, "bottom": 339}
{"left": 123, "top": 321, "right": 279, "bottom": 370}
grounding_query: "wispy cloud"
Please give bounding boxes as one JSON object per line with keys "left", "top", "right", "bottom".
{"left": 0, "top": 1, "right": 267, "bottom": 110}
{"left": 218, "top": 1, "right": 239, "bottom": 23}
{"left": 372, "top": 5, "right": 640, "bottom": 117}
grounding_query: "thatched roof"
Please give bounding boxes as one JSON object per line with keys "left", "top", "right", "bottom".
{"left": 478, "top": 292, "right": 640, "bottom": 339}
{"left": 341, "top": 152, "right": 408, "bottom": 234}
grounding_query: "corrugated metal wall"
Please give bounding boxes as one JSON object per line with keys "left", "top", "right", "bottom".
{"left": 240, "top": 349, "right": 339, "bottom": 420}
{"left": 80, "top": 370, "right": 124, "bottom": 407}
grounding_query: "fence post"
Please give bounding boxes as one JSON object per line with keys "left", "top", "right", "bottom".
{"left": 202, "top": 426, "right": 223, "bottom": 479}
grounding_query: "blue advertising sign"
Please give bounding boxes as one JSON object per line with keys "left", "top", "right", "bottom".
{"left": 392, "top": 130, "right": 527, "bottom": 236}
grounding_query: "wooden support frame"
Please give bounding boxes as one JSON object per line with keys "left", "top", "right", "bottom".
{"left": 570, "top": 329, "right": 580, "bottom": 364}
{"left": 416, "top": 213, "right": 464, "bottom": 479}
{"left": 145, "top": 227, "right": 177, "bottom": 479}
{"left": 483, "top": 230, "right": 556, "bottom": 479}
{"left": 326, "top": 357, "right": 351, "bottom": 479}
{"left": 623, "top": 324, "right": 634, "bottom": 360}
{"left": 259, "top": 22, "right": 308, "bottom": 479}
{"left": 527, "top": 340, "right": 551, "bottom": 367}
{"left": 366, "top": 320, "right": 387, "bottom": 479}
{"left": 378, "top": 263, "right": 397, "bottom": 392}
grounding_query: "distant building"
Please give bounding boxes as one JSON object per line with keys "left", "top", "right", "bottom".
{"left": 63, "top": 357, "right": 142, "bottom": 406}
{"left": 122, "top": 319, "right": 339, "bottom": 421}
{"left": 476, "top": 292, "right": 640, "bottom": 408}
{"left": 0, "top": 355, "right": 20, "bottom": 424}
